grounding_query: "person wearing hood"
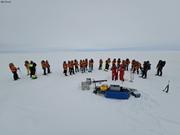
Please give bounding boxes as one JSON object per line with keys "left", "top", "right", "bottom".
{"left": 9, "top": 63, "right": 20, "bottom": 80}
{"left": 29, "top": 61, "right": 37, "bottom": 79}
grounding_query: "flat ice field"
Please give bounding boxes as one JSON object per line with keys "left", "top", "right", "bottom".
{"left": 0, "top": 51, "right": 180, "bottom": 135}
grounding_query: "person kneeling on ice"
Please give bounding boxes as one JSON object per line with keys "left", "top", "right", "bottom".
{"left": 9, "top": 63, "right": 20, "bottom": 80}
{"left": 111, "top": 63, "right": 118, "bottom": 80}
{"left": 29, "top": 61, "right": 37, "bottom": 79}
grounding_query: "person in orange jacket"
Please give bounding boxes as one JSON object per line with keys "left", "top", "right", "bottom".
{"left": 41, "top": 60, "right": 47, "bottom": 75}
{"left": 45, "top": 60, "right": 51, "bottom": 73}
{"left": 79, "top": 60, "right": 83, "bottom": 73}
{"left": 131, "top": 59, "right": 136, "bottom": 71}
{"left": 119, "top": 63, "right": 125, "bottom": 81}
{"left": 82, "top": 60, "right": 86, "bottom": 73}
{"left": 63, "top": 61, "right": 68, "bottom": 76}
{"left": 111, "top": 63, "right": 118, "bottom": 80}
{"left": 74, "top": 59, "right": 79, "bottom": 73}
{"left": 71, "top": 60, "right": 75, "bottom": 74}
{"left": 133, "top": 61, "right": 141, "bottom": 74}
{"left": 68, "top": 60, "right": 74, "bottom": 75}
{"left": 9, "top": 63, "right": 20, "bottom": 80}
{"left": 85, "top": 59, "right": 88, "bottom": 71}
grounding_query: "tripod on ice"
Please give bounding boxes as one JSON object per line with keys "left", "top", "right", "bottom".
{"left": 163, "top": 80, "right": 170, "bottom": 93}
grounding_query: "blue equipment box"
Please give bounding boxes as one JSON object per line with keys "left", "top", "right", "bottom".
{"left": 104, "top": 90, "right": 130, "bottom": 99}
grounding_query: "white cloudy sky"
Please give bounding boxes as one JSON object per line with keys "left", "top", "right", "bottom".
{"left": 0, "top": 0, "right": 180, "bottom": 51}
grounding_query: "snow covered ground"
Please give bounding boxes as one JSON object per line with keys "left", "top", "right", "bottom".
{"left": 0, "top": 51, "right": 180, "bottom": 135}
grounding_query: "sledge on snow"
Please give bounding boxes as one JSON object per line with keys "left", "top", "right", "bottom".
{"left": 81, "top": 78, "right": 141, "bottom": 99}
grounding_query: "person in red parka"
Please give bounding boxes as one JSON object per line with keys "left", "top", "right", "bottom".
{"left": 119, "top": 63, "right": 125, "bottom": 81}
{"left": 111, "top": 63, "right": 117, "bottom": 81}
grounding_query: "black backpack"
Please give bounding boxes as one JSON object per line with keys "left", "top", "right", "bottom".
{"left": 161, "top": 61, "right": 166, "bottom": 67}
{"left": 148, "top": 63, "right": 151, "bottom": 70}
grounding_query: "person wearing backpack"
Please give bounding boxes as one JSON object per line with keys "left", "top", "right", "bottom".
{"left": 141, "top": 61, "right": 151, "bottom": 79}
{"left": 156, "top": 60, "right": 166, "bottom": 76}
{"left": 29, "top": 61, "right": 37, "bottom": 79}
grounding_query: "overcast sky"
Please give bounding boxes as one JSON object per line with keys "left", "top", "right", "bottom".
{"left": 0, "top": 0, "right": 180, "bottom": 51}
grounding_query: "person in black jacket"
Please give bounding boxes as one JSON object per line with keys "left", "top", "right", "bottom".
{"left": 156, "top": 60, "right": 166, "bottom": 76}
{"left": 104, "top": 60, "right": 109, "bottom": 71}
{"left": 141, "top": 61, "right": 151, "bottom": 79}
{"left": 98, "top": 59, "right": 103, "bottom": 70}
{"left": 29, "top": 61, "right": 37, "bottom": 79}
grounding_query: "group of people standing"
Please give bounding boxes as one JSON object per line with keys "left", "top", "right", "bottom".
{"left": 41, "top": 60, "right": 51, "bottom": 75}
{"left": 97, "top": 58, "right": 166, "bottom": 81}
{"left": 9, "top": 58, "right": 166, "bottom": 81}
{"left": 9, "top": 60, "right": 51, "bottom": 80}
{"left": 99, "top": 58, "right": 130, "bottom": 81}
{"left": 63, "top": 58, "right": 94, "bottom": 76}
{"left": 24, "top": 60, "right": 37, "bottom": 79}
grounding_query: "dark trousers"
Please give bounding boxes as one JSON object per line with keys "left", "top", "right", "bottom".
{"left": 75, "top": 66, "right": 79, "bottom": 72}
{"left": 64, "top": 70, "right": 67, "bottom": 76}
{"left": 69, "top": 68, "right": 75, "bottom": 75}
{"left": 30, "top": 70, "right": 35, "bottom": 78}
{"left": 13, "top": 72, "right": 19, "bottom": 80}
{"left": 105, "top": 64, "right": 109, "bottom": 70}
{"left": 157, "top": 68, "right": 162, "bottom": 76}
{"left": 47, "top": 67, "right": 50, "bottom": 73}
{"left": 126, "top": 65, "right": 129, "bottom": 71}
{"left": 142, "top": 70, "right": 147, "bottom": 78}
{"left": 43, "top": 68, "right": 46, "bottom": 75}
{"left": 99, "top": 64, "right": 102, "bottom": 70}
